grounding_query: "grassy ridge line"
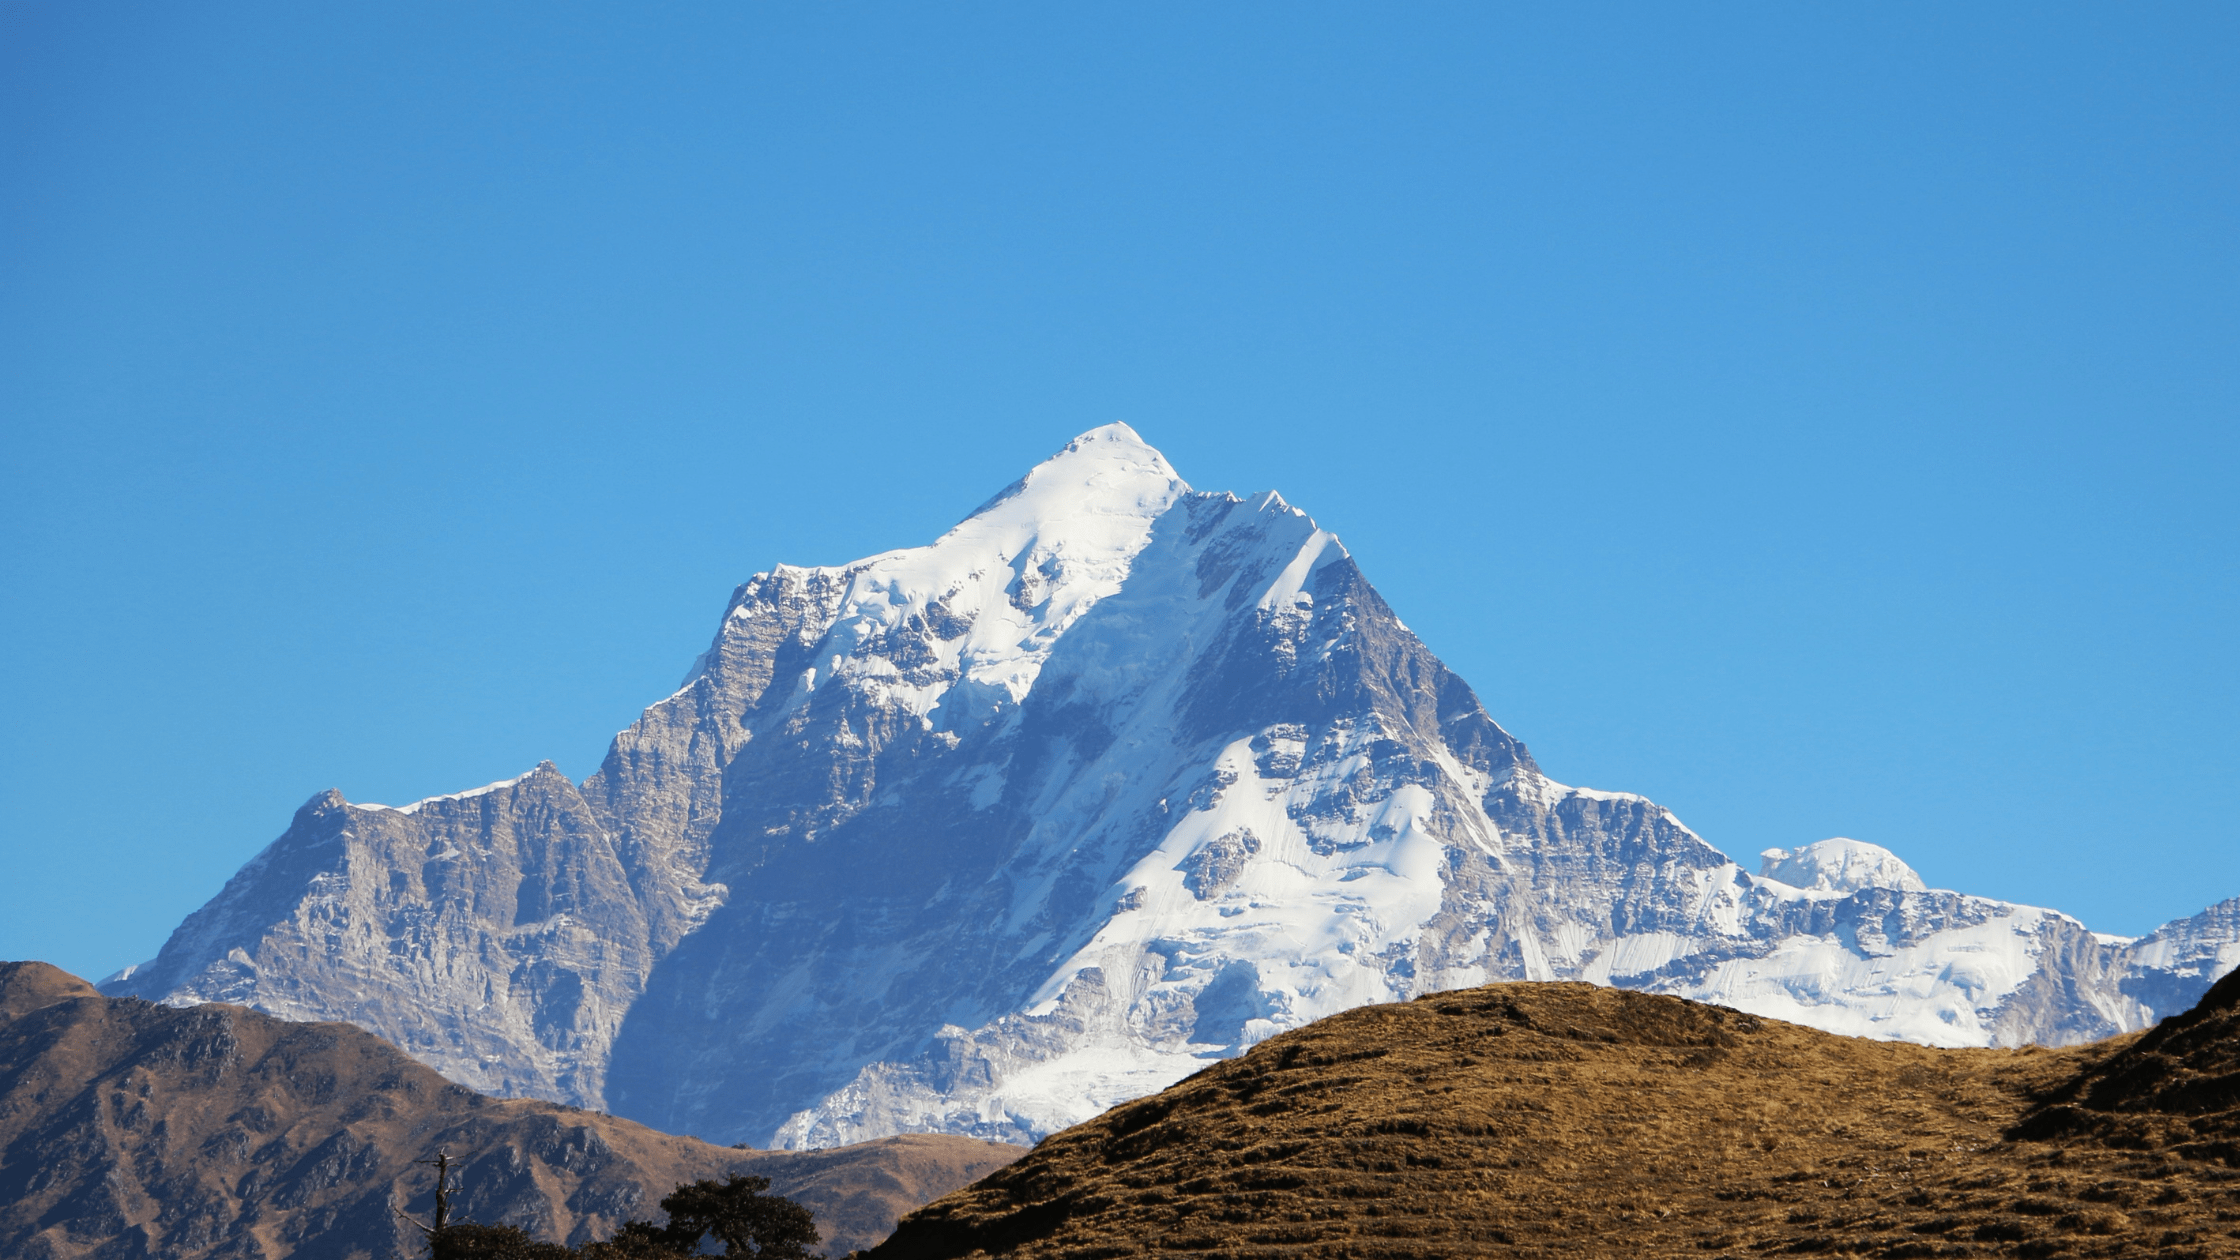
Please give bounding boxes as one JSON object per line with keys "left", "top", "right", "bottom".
{"left": 872, "top": 980, "right": 2240, "bottom": 1259}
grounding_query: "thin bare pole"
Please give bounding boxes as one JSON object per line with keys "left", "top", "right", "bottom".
{"left": 395, "top": 1149, "right": 456, "bottom": 1255}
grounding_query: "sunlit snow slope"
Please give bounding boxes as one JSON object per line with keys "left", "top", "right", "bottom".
{"left": 108, "top": 425, "right": 2240, "bottom": 1148}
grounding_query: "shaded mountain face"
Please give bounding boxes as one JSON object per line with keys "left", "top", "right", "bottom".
{"left": 868, "top": 980, "right": 2240, "bottom": 1260}
{"left": 107, "top": 425, "right": 2240, "bottom": 1148}
{"left": 0, "top": 962, "right": 1017, "bottom": 1260}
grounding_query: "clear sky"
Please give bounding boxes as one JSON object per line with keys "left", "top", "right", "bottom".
{"left": 3, "top": 4, "right": 2234, "bottom": 984}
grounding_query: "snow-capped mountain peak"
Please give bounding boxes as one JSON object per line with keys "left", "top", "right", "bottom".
{"left": 726, "top": 424, "right": 1193, "bottom": 726}
{"left": 955, "top": 422, "right": 1188, "bottom": 537}
{"left": 106, "top": 427, "right": 2240, "bottom": 1152}
{"left": 1757, "top": 838, "right": 1929, "bottom": 896}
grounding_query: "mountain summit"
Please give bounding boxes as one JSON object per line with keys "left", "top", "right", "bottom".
{"left": 108, "top": 429, "right": 2240, "bottom": 1148}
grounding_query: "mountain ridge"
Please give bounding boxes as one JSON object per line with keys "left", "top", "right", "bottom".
{"left": 106, "top": 425, "right": 2240, "bottom": 1149}
{"left": 0, "top": 961, "right": 1019, "bottom": 1259}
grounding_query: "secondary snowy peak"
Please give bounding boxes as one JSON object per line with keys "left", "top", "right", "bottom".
{"left": 1757, "top": 838, "right": 1929, "bottom": 896}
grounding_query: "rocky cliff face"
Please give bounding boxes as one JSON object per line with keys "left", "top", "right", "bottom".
{"left": 107, "top": 425, "right": 2240, "bottom": 1149}
{"left": 103, "top": 768, "right": 647, "bottom": 1106}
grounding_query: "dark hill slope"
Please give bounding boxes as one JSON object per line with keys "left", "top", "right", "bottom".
{"left": 0, "top": 963, "right": 1019, "bottom": 1260}
{"left": 2015, "top": 966, "right": 2240, "bottom": 1160}
{"left": 872, "top": 981, "right": 2240, "bottom": 1260}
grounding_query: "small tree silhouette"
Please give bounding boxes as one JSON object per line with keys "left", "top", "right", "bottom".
{"left": 575, "top": 1221, "right": 693, "bottom": 1258}
{"left": 642, "top": 1174, "right": 821, "bottom": 1259}
{"left": 396, "top": 1154, "right": 820, "bottom": 1259}
{"left": 428, "top": 1222, "right": 579, "bottom": 1259}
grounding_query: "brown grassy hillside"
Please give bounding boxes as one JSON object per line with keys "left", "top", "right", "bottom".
{"left": 871, "top": 975, "right": 2240, "bottom": 1259}
{"left": 0, "top": 962, "right": 1021, "bottom": 1259}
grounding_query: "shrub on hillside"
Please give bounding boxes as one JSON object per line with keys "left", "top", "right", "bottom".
{"left": 417, "top": 1165, "right": 820, "bottom": 1258}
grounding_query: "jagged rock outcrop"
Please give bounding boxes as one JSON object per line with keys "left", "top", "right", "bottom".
{"left": 102, "top": 767, "right": 646, "bottom": 1104}
{"left": 2116, "top": 894, "right": 2240, "bottom": 1018}
{"left": 107, "top": 425, "right": 2240, "bottom": 1150}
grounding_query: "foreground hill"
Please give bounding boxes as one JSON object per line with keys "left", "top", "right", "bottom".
{"left": 104, "top": 425, "right": 2240, "bottom": 1148}
{"left": 0, "top": 963, "right": 1019, "bottom": 1259}
{"left": 872, "top": 974, "right": 2240, "bottom": 1259}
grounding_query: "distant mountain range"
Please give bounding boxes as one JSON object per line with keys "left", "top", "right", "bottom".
{"left": 104, "top": 425, "right": 2240, "bottom": 1149}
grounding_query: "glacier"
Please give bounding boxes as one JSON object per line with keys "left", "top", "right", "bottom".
{"left": 106, "top": 424, "right": 2240, "bottom": 1148}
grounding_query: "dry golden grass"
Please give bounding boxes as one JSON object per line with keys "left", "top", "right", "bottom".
{"left": 869, "top": 975, "right": 2240, "bottom": 1259}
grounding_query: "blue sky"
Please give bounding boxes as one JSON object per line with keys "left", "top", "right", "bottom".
{"left": 3, "top": 4, "right": 2234, "bottom": 983}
